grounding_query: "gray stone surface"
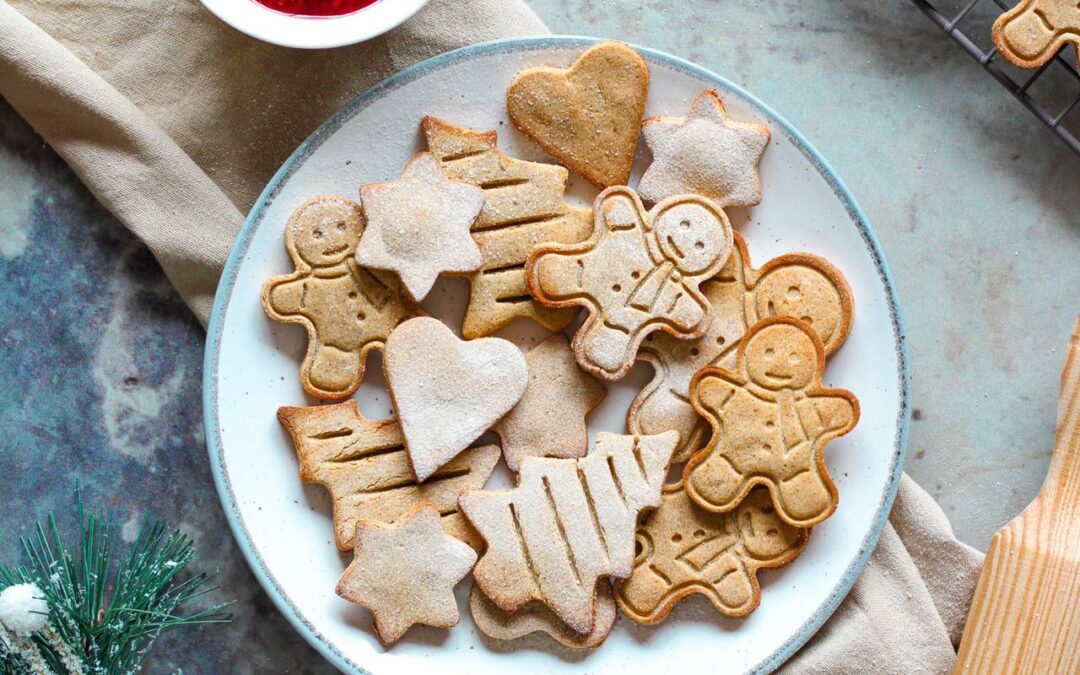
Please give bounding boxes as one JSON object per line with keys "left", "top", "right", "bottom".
{"left": 1, "top": 1, "right": 1078, "bottom": 671}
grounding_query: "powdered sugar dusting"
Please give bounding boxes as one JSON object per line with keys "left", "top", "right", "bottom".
{"left": 637, "top": 90, "right": 770, "bottom": 208}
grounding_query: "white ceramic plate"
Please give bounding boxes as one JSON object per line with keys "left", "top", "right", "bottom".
{"left": 198, "top": 0, "right": 429, "bottom": 49}
{"left": 205, "top": 37, "right": 909, "bottom": 674}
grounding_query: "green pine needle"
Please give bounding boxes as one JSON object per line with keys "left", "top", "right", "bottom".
{"left": 0, "top": 487, "right": 231, "bottom": 674}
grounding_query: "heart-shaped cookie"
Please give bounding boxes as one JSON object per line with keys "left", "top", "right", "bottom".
{"left": 384, "top": 317, "right": 528, "bottom": 481}
{"left": 506, "top": 41, "right": 649, "bottom": 189}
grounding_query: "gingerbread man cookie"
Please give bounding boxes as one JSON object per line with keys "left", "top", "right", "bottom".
{"left": 615, "top": 484, "right": 806, "bottom": 624}
{"left": 527, "top": 186, "right": 734, "bottom": 381}
{"left": 685, "top": 317, "right": 859, "bottom": 527}
{"left": 993, "top": 0, "right": 1080, "bottom": 69}
{"left": 262, "top": 195, "right": 418, "bottom": 400}
{"left": 628, "top": 233, "right": 853, "bottom": 462}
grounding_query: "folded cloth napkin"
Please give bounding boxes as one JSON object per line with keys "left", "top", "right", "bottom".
{"left": 0, "top": 1, "right": 984, "bottom": 671}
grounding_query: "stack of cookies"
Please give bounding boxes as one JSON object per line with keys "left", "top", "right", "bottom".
{"left": 262, "top": 42, "right": 860, "bottom": 649}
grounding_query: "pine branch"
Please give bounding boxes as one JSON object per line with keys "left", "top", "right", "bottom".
{"left": 0, "top": 487, "right": 231, "bottom": 674}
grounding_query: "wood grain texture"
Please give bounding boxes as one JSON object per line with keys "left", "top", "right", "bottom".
{"left": 955, "top": 314, "right": 1080, "bottom": 673}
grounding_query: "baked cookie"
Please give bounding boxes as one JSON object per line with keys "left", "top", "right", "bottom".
{"left": 336, "top": 503, "right": 476, "bottom": 646}
{"left": 277, "top": 400, "right": 498, "bottom": 550}
{"left": 460, "top": 431, "right": 678, "bottom": 635}
{"left": 384, "top": 317, "right": 528, "bottom": 481}
{"left": 262, "top": 195, "right": 417, "bottom": 399}
{"left": 491, "top": 334, "right": 606, "bottom": 472}
{"left": 470, "top": 581, "right": 616, "bottom": 649}
{"left": 684, "top": 317, "right": 859, "bottom": 527}
{"left": 628, "top": 233, "right": 853, "bottom": 462}
{"left": 506, "top": 41, "right": 649, "bottom": 188}
{"left": 356, "top": 152, "right": 485, "bottom": 302}
{"left": 637, "top": 90, "right": 770, "bottom": 208}
{"left": 615, "top": 484, "right": 806, "bottom": 624}
{"left": 422, "top": 116, "right": 593, "bottom": 338}
{"left": 527, "top": 186, "right": 733, "bottom": 380}
{"left": 992, "top": 0, "right": 1080, "bottom": 69}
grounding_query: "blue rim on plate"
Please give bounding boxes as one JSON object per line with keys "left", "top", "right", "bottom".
{"left": 204, "top": 35, "right": 910, "bottom": 674}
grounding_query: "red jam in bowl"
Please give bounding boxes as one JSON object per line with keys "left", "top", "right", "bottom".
{"left": 253, "top": 0, "right": 380, "bottom": 17}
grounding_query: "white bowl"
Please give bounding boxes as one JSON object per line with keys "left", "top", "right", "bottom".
{"left": 199, "top": 0, "right": 430, "bottom": 49}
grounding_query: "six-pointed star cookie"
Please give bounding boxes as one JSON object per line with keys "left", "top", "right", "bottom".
{"left": 357, "top": 152, "right": 485, "bottom": 302}
{"left": 336, "top": 503, "right": 477, "bottom": 646}
{"left": 491, "top": 334, "right": 606, "bottom": 472}
{"left": 637, "top": 90, "right": 770, "bottom": 209}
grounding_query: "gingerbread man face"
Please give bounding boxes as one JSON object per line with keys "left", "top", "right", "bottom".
{"left": 752, "top": 263, "right": 848, "bottom": 351}
{"left": 743, "top": 322, "right": 818, "bottom": 391}
{"left": 288, "top": 197, "right": 363, "bottom": 268}
{"left": 652, "top": 201, "right": 730, "bottom": 276}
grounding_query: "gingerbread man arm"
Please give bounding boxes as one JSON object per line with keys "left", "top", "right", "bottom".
{"left": 691, "top": 370, "right": 744, "bottom": 424}
{"left": 263, "top": 274, "right": 307, "bottom": 319}
{"left": 815, "top": 393, "right": 858, "bottom": 433}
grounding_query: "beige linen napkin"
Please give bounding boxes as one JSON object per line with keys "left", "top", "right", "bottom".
{"left": 0, "top": 1, "right": 983, "bottom": 671}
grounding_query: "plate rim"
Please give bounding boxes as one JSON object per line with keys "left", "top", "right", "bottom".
{"left": 203, "top": 35, "right": 911, "bottom": 675}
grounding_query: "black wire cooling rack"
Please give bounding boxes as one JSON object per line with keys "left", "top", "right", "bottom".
{"left": 912, "top": 0, "right": 1080, "bottom": 155}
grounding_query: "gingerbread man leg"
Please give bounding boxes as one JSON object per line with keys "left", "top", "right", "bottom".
{"left": 684, "top": 451, "right": 745, "bottom": 513}
{"left": 777, "top": 453, "right": 833, "bottom": 525}
{"left": 304, "top": 343, "right": 363, "bottom": 398}
{"left": 577, "top": 319, "right": 637, "bottom": 378}
{"left": 712, "top": 561, "right": 755, "bottom": 614}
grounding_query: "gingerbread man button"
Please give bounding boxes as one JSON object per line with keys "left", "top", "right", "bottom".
{"left": 684, "top": 316, "right": 859, "bottom": 527}
{"left": 262, "top": 195, "right": 418, "bottom": 399}
{"left": 526, "top": 186, "right": 733, "bottom": 380}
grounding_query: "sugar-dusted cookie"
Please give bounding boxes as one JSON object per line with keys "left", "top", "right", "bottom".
{"left": 527, "top": 186, "right": 734, "bottom": 380}
{"left": 993, "top": 0, "right": 1080, "bottom": 69}
{"left": 384, "top": 317, "right": 528, "bottom": 482}
{"left": 422, "top": 117, "right": 593, "bottom": 338}
{"left": 491, "top": 334, "right": 606, "bottom": 472}
{"left": 262, "top": 195, "right": 418, "bottom": 400}
{"left": 470, "top": 581, "right": 616, "bottom": 649}
{"left": 637, "top": 90, "right": 770, "bottom": 208}
{"left": 336, "top": 503, "right": 476, "bottom": 646}
{"left": 277, "top": 400, "right": 499, "bottom": 550}
{"left": 628, "top": 233, "right": 853, "bottom": 462}
{"left": 685, "top": 317, "right": 859, "bottom": 527}
{"left": 615, "top": 484, "right": 806, "bottom": 624}
{"left": 356, "top": 152, "right": 485, "bottom": 302}
{"left": 460, "top": 431, "right": 678, "bottom": 635}
{"left": 506, "top": 41, "right": 649, "bottom": 188}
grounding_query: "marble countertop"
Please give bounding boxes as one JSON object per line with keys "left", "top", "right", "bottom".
{"left": 1, "top": 1, "right": 1077, "bottom": 671}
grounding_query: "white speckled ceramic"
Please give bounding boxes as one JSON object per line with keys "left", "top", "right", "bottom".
{"left": 205, "top": 37, "right": 909, "bottom": 674}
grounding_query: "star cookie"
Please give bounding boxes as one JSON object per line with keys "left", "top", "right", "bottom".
{"left": 357, "top": 152, "right": 485, "bottom": 302}
{"left": 335, "top": 503, "right": 477, "bottom": 646}
{"left": 637, "top": 90, "right": 770, "bottom": 209}
{"left": 491, "top": 334, "right": 606, "bottom": 472}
